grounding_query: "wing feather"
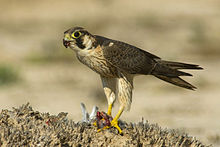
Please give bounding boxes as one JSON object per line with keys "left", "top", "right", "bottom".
{"left": 95, "top": 35, "right": 159, "bottom": 74}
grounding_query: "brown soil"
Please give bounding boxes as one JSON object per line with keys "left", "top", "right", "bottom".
{"left": 0, "top": 103, "right": 209, "bottom": 147}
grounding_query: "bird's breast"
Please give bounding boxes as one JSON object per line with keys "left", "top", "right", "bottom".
{"left": 77, "top": 51, "right": 118, "bottom": 78}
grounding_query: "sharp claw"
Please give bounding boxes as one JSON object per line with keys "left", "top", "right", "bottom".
{"left": 97, "top": 129, "right": 101, "bottom": 132}
{"left": 111, "top": 120, "right": 122, "bottom": 134}
{"left": 93, "top": 122, "right": 97, "bottom": 127}
{"left": 97, "top": 126, "right": 110, "bottom": 133}
{"left": 95, "top": 111, "right": 123, "bottom": 134}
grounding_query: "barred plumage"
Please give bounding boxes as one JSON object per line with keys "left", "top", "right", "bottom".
{"left": 63, "top": 27, "right": 203, "bottom": 133}
{"left": 76, "top": 48, "right": 118, "bottom": 78}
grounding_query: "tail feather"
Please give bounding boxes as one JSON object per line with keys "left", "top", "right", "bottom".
{"left": 152, "top": 60, "right": 202, "bottom": 90}
{"left": 152, "top": 64, "right": 193, "bottom": 77}
{"left": 155, "top": 75, "right": 196, "bottom": 90}
{"left": 157, "top": 60, "right": 203, "bottom": 70}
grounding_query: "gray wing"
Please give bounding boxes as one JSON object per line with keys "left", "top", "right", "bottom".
{"left": 95, "top": 35, "right": 160, "bottom": 74}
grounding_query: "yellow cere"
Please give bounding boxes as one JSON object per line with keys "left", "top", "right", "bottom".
{"left": 64, "top": 34, "right": 74, "bottom": 40}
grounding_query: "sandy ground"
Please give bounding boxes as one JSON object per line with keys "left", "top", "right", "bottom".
{"left": 0, "top": 0, "right": 220, "bottom": 146}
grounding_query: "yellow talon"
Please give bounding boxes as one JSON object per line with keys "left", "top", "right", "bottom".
{"left": 93, "top": 122, "right": 97, "bottom": 127}
{"left": 111, "top": 119, "right": 122, "bottom": 134}
{"left": 107, "top": 104, "right": 113, "bottom": 116}
{"left": 96, "top": 120, "right": 122, "bottom": 134}
{"left": 97, "top": 126, "right": 110, "bottom": 132}
{"left": 97, "top": 129, "right": 101, "bottom": 132}
{"left": 109, "top": 106, "right": 124, "bottom": 134}
{"left": 95, "top": 106, "right": 124, "bottom": 134}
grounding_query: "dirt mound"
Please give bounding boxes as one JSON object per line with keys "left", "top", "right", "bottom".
{"left": 0, "top": 103, "right": 209, "bottom": 146}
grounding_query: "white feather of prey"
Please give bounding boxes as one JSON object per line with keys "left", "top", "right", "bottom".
{"left": 80, "top": 103, "right": 98, "bottom": 123}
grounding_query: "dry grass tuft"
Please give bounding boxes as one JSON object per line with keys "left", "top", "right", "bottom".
{"left": 0, "top": 103, "right": 210, "bottom": 146}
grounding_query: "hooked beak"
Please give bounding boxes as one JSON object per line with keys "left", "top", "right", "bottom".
{"left": 63, "top": 39, "right": 70, "bottom": 48}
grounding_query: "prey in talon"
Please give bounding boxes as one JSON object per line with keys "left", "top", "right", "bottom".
{"left": 96, "top": 111, "right": 113, "bottom": 130}
{"left": 63, "top": 27, "right": 202, "bottom": 134}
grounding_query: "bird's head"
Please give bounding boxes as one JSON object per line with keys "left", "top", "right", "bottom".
{"left": 63, "top": 27, "right": 96, "bottom": 52}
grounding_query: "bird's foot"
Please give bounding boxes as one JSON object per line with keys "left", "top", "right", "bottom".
{"left": 107, "top": 104, "right": 113, "bottom": 116}
{"left": 94, "top": 111, "right": 122, "bottom": 134}
{"left": 95, "top": 111, "right": 112, "bottom": 127}
{"left": 110, "top": 119, "right": 122, "bottom": 134}
{"left": 95, "top": 111, "right": 111, "bottom": 132}
{"left": 97, "top": 125, "right": 110, "bottom": 132}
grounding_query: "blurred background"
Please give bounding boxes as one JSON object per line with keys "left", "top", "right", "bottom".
{"left": 0, "top": 0, "right": 220, "bottom": 145}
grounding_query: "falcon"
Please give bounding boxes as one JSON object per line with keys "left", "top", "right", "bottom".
{"left": 63, "top": 27, "right": 202, "bottom": 133}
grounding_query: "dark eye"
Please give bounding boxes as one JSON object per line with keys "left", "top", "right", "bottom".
{"left": 72, "top": 31, "right": 81, "bottom": 38}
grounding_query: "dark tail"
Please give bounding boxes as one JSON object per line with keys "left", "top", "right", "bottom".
{"left": 151, "top": 60, "right": 203, "bottom": 90}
